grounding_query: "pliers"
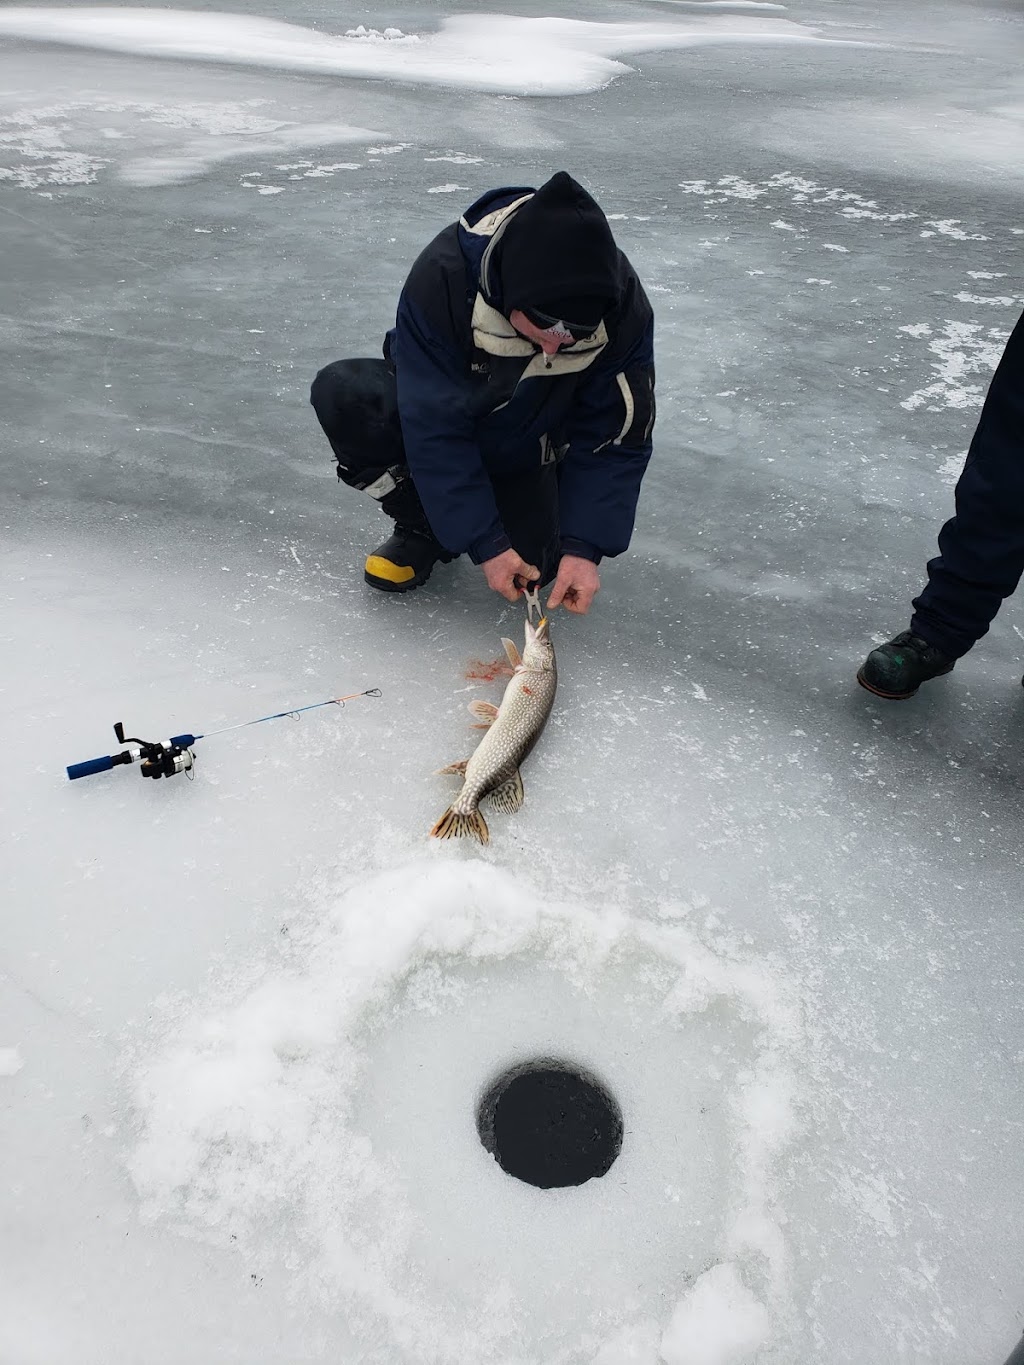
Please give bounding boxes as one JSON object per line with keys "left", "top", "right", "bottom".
{"left": 516, "top": 579, "right": 542, "bottom": 623}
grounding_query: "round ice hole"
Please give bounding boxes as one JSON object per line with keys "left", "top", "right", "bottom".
{"left": 477, "top": 1059, "right": 623, "bottom": 1189}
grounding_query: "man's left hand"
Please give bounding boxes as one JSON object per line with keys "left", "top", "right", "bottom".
{"left": 547, "top": 555, "right": 600, "bottom": 615}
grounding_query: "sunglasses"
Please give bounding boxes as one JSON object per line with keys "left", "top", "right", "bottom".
{"left": 522, "top": 309, "right": 598, "bottom": 343}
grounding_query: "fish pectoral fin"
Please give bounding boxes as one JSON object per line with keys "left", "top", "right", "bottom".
{"left": 436, "top": 760, "right": 469, "bottom": 776}
{"left": 487, "top": 768, "right": 525, "bottom": 814}
{"left": 501, "top": 637, "right": 523, "bottom": 670}
{"left": 468, "top": 700, "right": 500, "bottom": 726}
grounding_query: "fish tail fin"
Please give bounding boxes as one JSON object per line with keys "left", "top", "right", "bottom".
{"left": 430, "top": 805, "right": 490, "bottom": 844}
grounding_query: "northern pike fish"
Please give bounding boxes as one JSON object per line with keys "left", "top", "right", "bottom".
{"left": 431, "top": 614, "right": 557, "bottom": 843}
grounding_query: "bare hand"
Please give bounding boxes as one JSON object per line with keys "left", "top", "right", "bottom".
{"left": 481, "top": 548, "right": 541, "bottom": 603}
{"left": 547, "top": 555, "right": 600, "bottom": 614}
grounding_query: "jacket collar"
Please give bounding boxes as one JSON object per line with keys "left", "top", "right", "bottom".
{"left": 470, "top": 294, "right": 607, "bottom": 377}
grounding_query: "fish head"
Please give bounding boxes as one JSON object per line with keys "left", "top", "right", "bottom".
{"left": 522, "top": 614, "right": 556, "bottom": 671}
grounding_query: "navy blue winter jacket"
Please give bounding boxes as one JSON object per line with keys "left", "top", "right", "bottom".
{"left": 385, "top": 186, "right": 656, "bottom": 565}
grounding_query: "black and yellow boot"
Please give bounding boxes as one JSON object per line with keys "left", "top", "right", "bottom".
{"left": 857, "top": 630, "right": 955, "bottom": 699}
{"left": 364, "top": 525, "right": 456, "bottom": 593}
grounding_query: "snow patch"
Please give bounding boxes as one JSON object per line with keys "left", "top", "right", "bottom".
{"left": 343, "top": 25, "right": 415, "bottom": 43}
{"left": 0, "top": 1047, "right": 24, "bottom": 1076}
{"left": 0, "top": 100, "right": 385, "bottom": 188}
{"left": 921, "top": 219, "right": 988, "bottom": 241}
{"left": 0, "top": 9, "right": 846, "bottom": 99}
{"left": 679, "top": 173, "right": 920, "bottom": 228}
{"left": 953, "top": 291, "right": 1022, "bottom": 307}
{"left": 898, "top": 321, "right": 1009, "bottom": 413}
{"left": 0, "top": 106, "right": 110, "bottom": 186}
{"left": 937, "top": 453, "right": 964, "bottom": 487}
{"left": 660, "top": 1262, "right": 772, "bottom": 1365}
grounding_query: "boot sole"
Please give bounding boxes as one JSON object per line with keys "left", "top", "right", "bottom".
{"left": 364, "top": 566, "right": 432, "bottom": 593}
{"left": 856, "top": 670, "right": 918, "bottom": 700}
{"left": 856, "top": 662, "right": 954, "bottom": 700}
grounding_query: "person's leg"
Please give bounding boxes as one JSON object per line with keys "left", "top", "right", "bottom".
{"left": 309, "top": 358, "right": 455, "bottom": 591}
{"left": 310, "top": 357, "right": 421, "bottom": 521}
{"left": 910, "top": 308, "right": 1024, "bottom": 657}
{"left": 859, "top": 310, "right": 1024, "bottom": 698}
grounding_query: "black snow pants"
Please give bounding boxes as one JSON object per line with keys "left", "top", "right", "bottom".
{"left": 911, "top": 308, "right": 1024, "bottom": 659}
{"left": 310, "top": 358, "right": 560, "bottom": 584}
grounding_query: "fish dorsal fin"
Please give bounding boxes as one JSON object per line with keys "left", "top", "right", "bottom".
{"left": 468, "top": 700, "right": 500, "bottom": 726}
{"left": 437, "top": 760, "right": 469, "bottom": 776}
{"left": 501, "top": 637, "right": 523, "bottom": 670}
{"left": 487, "top": 768, "right": 525, "bottom": 814}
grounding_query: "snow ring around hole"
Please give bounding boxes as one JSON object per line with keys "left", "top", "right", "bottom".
{"left": 127, "top": 860, "right": 802, "bottom": 1362}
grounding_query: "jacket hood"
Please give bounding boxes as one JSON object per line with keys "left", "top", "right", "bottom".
{"left": 496, "top": 171, "right": 620, "bottom": 330}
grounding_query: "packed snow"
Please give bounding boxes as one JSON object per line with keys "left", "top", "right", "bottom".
{"left": 0, "top": 8, "right": 843, "bottom": 97}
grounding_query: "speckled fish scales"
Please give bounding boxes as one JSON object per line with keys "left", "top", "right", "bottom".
{"left": 430, "top": 615, "right": 557, "bottom": 843}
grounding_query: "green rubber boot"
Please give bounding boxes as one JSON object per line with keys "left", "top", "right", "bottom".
{"left": 857, "top": 630, "right": 955, "bottom": 700}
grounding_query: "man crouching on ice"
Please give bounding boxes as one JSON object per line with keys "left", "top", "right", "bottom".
{"left": 310, "top": 170, "right": 656, "bottom": 615}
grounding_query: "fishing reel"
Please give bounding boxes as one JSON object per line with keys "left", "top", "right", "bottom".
{"left": 115, "top": 723, "right": 196, "bottom": 780}
{"left": 67, "top": 722, "right": 198, "bottom": 782}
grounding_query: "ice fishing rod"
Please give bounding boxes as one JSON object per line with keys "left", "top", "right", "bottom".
{"left": 65, "top": 688, "right": 382, "bottom": 782}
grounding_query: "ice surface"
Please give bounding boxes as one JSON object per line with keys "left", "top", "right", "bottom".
{"left": 2, "top": 0, "right": 1024, "bottom": 1362}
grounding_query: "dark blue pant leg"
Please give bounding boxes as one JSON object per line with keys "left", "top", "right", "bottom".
{"left": 309, "top": 357, "right": 432, "bottom": 529}
{"left": 911, "top": 309, "right": 1024, "bottom": 659}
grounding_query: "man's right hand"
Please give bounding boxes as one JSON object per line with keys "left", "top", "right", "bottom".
{"left": 481, "top": 548, "right": 541, "bottom": 603}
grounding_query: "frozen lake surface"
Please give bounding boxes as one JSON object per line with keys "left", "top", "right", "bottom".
{"left": 2, "top": 1, "right": 1023, "bottom": 1362}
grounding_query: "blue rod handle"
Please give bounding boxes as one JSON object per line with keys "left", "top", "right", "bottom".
{"left": 67, "top": 754, "right": 116, "bottom": 780}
